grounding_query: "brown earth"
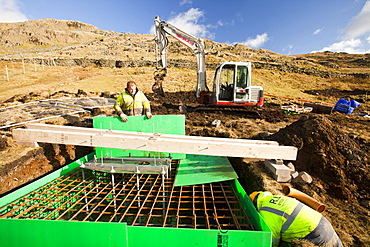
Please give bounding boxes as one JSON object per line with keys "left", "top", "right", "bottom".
{"left": 0, "top": 19, "right": 370, "bottom": 246}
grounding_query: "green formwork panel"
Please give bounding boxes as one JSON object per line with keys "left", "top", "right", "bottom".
{"left": 127, "top": 226, "right": 271, "bottom": 247}
{"left": 0, "top": 221, "right": 270, "bottom": 247}
{"left": 0, "top": 153, "right": 272, "bottom": 247}
{"left": 175, "top": 154, "right": 238, "bottom": 186}
{"left": 93, "top": 115, "right": 186, "bottom": 159}
{"left": 0, "top": 219, "right": 128, "bottom": 247}
{"left": 230, "top": 179, "right": 271, "bottom": 234}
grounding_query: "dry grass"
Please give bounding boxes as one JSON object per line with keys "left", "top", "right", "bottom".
{"left": 1, "top": 60, "right": 369, "bottom": 106}
{"left": 1, "top": 21, "right": 369, "bottom": 106}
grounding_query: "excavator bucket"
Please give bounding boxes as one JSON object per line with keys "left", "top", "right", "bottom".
{"left": 152, "top": 69, "right": 166, "bottom": 96}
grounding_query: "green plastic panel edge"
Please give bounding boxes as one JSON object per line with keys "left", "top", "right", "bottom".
{"left": 174, "top": 154, "right": 238, "bottom": 186}
{"left": 230, "top": 179, "right": 272, "bottom": 234}
{"left": 93, "top": 115, "right": 186, "bottom": 159}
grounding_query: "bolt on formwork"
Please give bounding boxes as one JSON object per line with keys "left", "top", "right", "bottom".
{"left": 0, "top": 160, "right": 254, "bottom": 231}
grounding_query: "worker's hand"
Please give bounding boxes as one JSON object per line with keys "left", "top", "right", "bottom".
{"left": 120, "top": 113, "right": 128, "bottom": 122}
{"left": 146, "top": 112, "right": 153, "bottom": 119}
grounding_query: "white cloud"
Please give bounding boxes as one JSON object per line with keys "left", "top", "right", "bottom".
{"left": 151, "top": 8, "right": 214, "bottom": 39}
{"left": 283, "top": 45, "right": 294, "bottom": 55}
{"left": 313, "top": 28, "right": 324, "bottom": 35}
{"left": 235, "top": 12, "right": 244, "bottom": 22}
{"left": 313, "top": 1, "right": 370, "bottom": 54}
{"left": 314, "top": 39, "right": 370, "bottom": 54}
{"left": 179, "top": 0, "right": 192, "bottom": 6}
{"left": 167, "top": 8, "right": 211, "bottom": 38}
{"left": 217, "top": 19, "right": 234, "bottom": 28}
{"left": 344, "top": 0, "right": 370, "bottom": 39}
{"left": 240, "top": 33, "right": 269, "bottom": 48}
{"left": 0, "top": 0, "right": 27, "bottom": 23}
{"left": 217, "top": 20, "right": 225, "bottom": 26}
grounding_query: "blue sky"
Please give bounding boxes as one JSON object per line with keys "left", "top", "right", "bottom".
{"left": 1, "top": 0, "right": 370, "bottom": 55}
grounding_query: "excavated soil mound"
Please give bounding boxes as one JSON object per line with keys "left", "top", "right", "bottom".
{"left": 266, "top": 115, "right": 370, "bottom": 246}
{"left": 267, "top": 115, "right": 370, "bottom": 201}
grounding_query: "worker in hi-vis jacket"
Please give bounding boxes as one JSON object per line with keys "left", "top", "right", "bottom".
{"left": 249, "top": 191, "right": 343, "bottom": 247}
{"left": 114, "top": 81, "right": 152, "bottom": 122}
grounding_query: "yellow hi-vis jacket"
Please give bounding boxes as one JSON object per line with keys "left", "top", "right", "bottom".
{"left": 257, "top": 194, "right": 322, "bottom": 247}
{"left": 114, "top": 90, "right": 151, "bottom": 116}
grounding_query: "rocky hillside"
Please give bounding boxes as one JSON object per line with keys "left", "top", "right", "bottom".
{"left": 1, "top": 19, "right": 370, "bottom": 79}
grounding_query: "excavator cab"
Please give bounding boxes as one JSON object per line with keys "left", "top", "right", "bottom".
{"left": 212, "top": 62, "right": 264, "bottom": 106}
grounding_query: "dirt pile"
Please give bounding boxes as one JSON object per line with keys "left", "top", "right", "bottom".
{"left": 265, "top": 115, "right": 370, "bottom": 246}
{"left": 267, "top": 115, "right": 370, "bottom": 201}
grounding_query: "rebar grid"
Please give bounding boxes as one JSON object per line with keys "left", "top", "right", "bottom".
{"left": 0, "top": 161, "right": 255, "bottom": 231}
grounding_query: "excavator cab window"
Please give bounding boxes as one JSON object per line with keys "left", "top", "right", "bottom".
{"left": 218, "top": 65, "right": 235, "bottom": 101}
{"left": 235, "top": 66, "right": 249, "bottom": 100}
{"left": 236, "top": 66, "right": 248, "bottom": 88}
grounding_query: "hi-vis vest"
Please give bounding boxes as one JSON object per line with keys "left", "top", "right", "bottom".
{"left": 257, "top": 195, "right": 322, "bottom": 247}
{"left": 114, "top": 90, "right": 151, "bottom": 116}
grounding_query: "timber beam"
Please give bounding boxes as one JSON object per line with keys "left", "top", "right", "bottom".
{"left": 12, "top": 123, "right": 298, "bottom": 160}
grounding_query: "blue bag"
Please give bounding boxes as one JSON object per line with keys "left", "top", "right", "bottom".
{"left": 333, "top": 99, "right": 360, "bottom": 114}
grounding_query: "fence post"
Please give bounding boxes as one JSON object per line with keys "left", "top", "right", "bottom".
{"left": 22, "top": 59, "right": 26, "bottom": 74}
{"left": 5, "top": 65, "right": 9, "bottom": 81}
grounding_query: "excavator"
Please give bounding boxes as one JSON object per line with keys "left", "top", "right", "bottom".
{"left": 152, "top": 16, "right": 264, "bottom": 109}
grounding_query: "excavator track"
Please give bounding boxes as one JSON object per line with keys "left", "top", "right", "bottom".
{"left": 190, "top": 105, "right": 262, "bottom": 118}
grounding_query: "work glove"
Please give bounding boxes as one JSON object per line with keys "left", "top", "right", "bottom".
{"left": 120, "top": 113, "right": 128, "bottom": 122}
{"left": 146, "top": 112, "right": 152, "bottom": 119}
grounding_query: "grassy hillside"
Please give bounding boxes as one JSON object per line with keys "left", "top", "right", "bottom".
{"left": 1, "top": 19, "right": 368, "bottom": 106}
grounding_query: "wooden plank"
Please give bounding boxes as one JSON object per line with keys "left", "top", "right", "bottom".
{"left": 25, "top": 123, "right": 279, "bottom": 146}
{"left": 13, "top": 141, "right": 39, "bottom": 147}
{"left": 13, "top": 126, "right": 297, "bottom": 160}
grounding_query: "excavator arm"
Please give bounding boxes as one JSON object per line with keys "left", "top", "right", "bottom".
{"left": 153, "top": 16, "right": 209, "bottom": 99}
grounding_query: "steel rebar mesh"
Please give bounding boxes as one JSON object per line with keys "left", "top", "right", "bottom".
{"left": 0, "top": 160, "right": 255, "bottom": 231}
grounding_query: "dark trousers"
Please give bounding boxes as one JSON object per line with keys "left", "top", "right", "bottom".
{"left": 303, "top": 216, "right": 343, "bottom": 247}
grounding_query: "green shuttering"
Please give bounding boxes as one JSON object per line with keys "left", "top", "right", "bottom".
{"left": 93, "top": 115, "right": 186, "bottom": 159}
{"left": 0, "top": 115, "right": 271, "bottom": 246}
{"left": 0, "top": 153, "right": 271, "bottom": 247}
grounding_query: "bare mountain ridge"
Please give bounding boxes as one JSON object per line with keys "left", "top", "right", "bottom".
{"left": 1, "top": 18, "right": 370, "bottom": 80}
{"left": 0, "top": 19, "right": 109, "bottom": 47}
